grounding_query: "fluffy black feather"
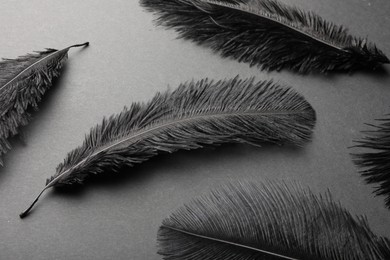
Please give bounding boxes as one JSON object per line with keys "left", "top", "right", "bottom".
{"left": 20, "top": 76, "right": 316, "bottom": 218}
{"left": 352, "top": 116, "right": 390, "bottom": 209}
{"left": 0, "top": 42, "right": 89, "bottom": 166}
{"left": 140, "top": 0, "right": 389, "bottom": 73}
{"left": 159, "top": 181, "right": 390, "bottom": 260}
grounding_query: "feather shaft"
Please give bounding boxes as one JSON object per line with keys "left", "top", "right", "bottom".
{"left": 161, "top": 225, "right": 298, "bottom": 260}
{"left": 19, "top": 187, "right": 49, "bottom": 219}
{"left": 0, "top": 42, "right": 89, "bottom": 93}
{"left": 204, "top": 0, "right": 345, "bottom": 52}
{"left": 20, "top": 77, "right": 316, "bottom": 218}
{"left": 31, "top": 111, "right": 304, "bottom": 189}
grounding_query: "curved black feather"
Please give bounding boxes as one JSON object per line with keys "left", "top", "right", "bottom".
{"left": 159, "top": 181, "right": 390, "bottom": 260}
{"left": 140, "top": 0, "right": 389, "bottom": 73}
{"left": 0, "top": 42, "right": 89, "bottom": 166}
{"left": 352, "top": 116, "right": 390, "bottom": 209}
{"left": 20, "top": 76, "right": 316, "bottom": 218}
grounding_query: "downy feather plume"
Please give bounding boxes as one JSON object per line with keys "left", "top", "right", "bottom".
{"left": 20, "top": 76, "right": 316, "bottom": 218}
{"left": 140, "top": 0, "right": 389, "bottom": 73}
{"left": 352, "top": 115, "right": 390, "bottom": 209}
{"left": 158, "top": 181, "right": 390, "bottom": 260}
{"left": 0, "top": 42, "right": 89, "bottom": 166}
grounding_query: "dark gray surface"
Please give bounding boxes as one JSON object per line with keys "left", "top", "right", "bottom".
{"left": 0, "top": 0, "right": 390, "bottom": 259}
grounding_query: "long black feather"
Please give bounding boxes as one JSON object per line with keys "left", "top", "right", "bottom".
{"left": 352, "top": 116, "right": 390, "bottom": 209}
{"left": 20, "top": 76, "right": 316, "bottom": 218}
{"left": 159, "top": 181, "right": 390, "bottom": 260}
{"left": 140, "top": 0, "right": 389, "bottom": 73}
{"left": 0, "top": 42, "right": 89, "bottom": 166}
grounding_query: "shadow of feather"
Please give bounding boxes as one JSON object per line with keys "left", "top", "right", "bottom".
{"left": 51, "top": 142, "right": 305, "bottom": 196}
{"left": 355, "top": 65, "right": 389, "bottom": 79}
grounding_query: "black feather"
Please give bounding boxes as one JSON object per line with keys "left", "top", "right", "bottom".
{"left": 352, "top": 116, "right": 390, "bottom": 209}
{"left": 159, "top": 181, "right": 390, "bottom": 260}
{"left": 140, "top": 0, "right": 389, "bottom": 73}
{"left": 0, "top": 42, "right": 89, "bottom": 166}
{"left": 20, "top": 76, "right": 316, "bottom": 218}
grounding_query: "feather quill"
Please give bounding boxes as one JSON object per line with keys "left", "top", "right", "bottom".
{"left": 352, "top": 115, "right": 390, "bottom": 209}
{"left": 158, "top": 181, "right": 390, "bottom": 259}
{"left": 0, "top": 42, "right": 89, "bottom": 166}
{"left": 140, "top": 0, "right": 389, "bottom": 73}
{"left": 20, "top": 76, "right": 316, "bottom": 218}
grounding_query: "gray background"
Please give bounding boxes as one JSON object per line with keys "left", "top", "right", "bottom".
{"left": 0, "top": 0, "right": 390, "bottom": 259}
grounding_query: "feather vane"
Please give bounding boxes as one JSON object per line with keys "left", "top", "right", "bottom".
{"left": 159, "top": 181, "right": 390, "bottom": 259}
{"left": 20, "top": 76, "right": 315, "bottom": 217}
{"left": 352, "top": 116, "right": 390, "bottom": 209}
{"left": 0, "top": 42, "right": 89, "bottom": 165}
{"left": 140, "top": 0, "right": 389, "bottom": 73}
